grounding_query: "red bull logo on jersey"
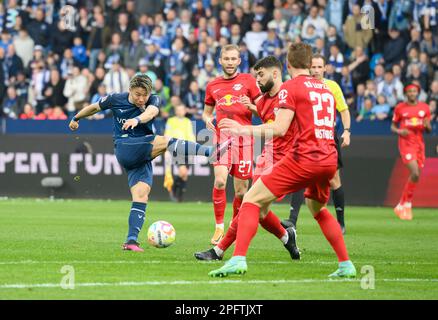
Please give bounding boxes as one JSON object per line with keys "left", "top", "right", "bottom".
{"left": 217, "top": 94, "right": 241, "bottom": 107}
{"left": 406, "top": 117, "right": 420, "bottom": 127}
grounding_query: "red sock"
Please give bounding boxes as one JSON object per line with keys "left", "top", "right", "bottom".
{"left": 314, "top": 208, "right": 349, "bottom": 262}
{"left": 400, "top": 179, "right": 417, "bottom": 204}
{"left": 212, "top": 187, "right": 226, "bottom": 225}
{"left": 233, "top": 203, "right": 260, "bottom": 256}
{"left": 259, "top": 211, "right": 286, "bottom": 239}
{"left": 218, "top": 215, "right": 238, "bottom": 251}
{"left": 232, "top": 196, "right": 243, "bottom": 219}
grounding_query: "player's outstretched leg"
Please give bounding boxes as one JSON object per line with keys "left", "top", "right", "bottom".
{"left": 282, "top": 189, "right": 305, "bottom": 229}
{"left": 330, "top": 170, "right": 346, "bottom": 234}
{"left": 306, "top": 198, "right": 356, "bottom": 278}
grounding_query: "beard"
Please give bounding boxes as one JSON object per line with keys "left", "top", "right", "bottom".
{"left": 259, "top": 78, "right": 274, "bottom": 93}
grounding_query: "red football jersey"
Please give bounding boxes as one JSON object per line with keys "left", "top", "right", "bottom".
{"left": 278, "top": 75, "right": 337, "bottom": 166}
{"left": 392, "top": 102, "right": 430, "bottom": 150}
{"left": 256, "top": 91, "right": 294, "bottom": 162}
{"left": 205, "top": 73, "right": 261, "bottom": 142}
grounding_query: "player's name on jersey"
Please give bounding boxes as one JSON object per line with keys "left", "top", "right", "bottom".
{"left": 315, "top": 128, "right": 334, "bottom": 140}
{"left": 303, "top": 80, "right": 329, "bottom": 90}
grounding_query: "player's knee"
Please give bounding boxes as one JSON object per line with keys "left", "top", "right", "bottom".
{"left": 214, "top": 178, "right": 226, "bottom": 189}
{"left": 132, "top": 188, "right": 149, "bottom": 202}
{"left": 411, "top": 171, "right": 420, "bottom": 182}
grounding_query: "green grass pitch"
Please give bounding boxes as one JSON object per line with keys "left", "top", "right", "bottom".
{"left": 0, "top": 198, "right": 437, "bottom": 300}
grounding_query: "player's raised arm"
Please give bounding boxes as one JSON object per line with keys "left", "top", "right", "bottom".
{"left": 122, "top": 104, "right": 160, "bottom": 130}
{"left": 69, "top": 102, "right": 101, "bottom": 131}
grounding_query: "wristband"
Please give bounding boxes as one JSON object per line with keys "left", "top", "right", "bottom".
{"left": 134, "top": 116, "right": 141, "bottom": 124}
{"left": 344, "top": 128, "right": 350, "bottom": 132}
{"left": 73, "top": 116, "right": 79, "bottom": 122}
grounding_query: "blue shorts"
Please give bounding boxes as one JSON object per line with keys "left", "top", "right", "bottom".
{"left": 114, "top": 135, "right": 156, "bottom": 188}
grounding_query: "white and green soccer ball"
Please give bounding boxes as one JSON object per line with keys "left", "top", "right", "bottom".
{"left": 147, "top": 220, "right": 176, "bottom": 248}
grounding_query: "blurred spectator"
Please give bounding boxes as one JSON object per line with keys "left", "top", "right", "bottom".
{"left": 230, "top": 24, "right": 242, "bottom": 45}
{"left": 373, "top": 63, "right": 385, "bottom": 87}
{"left": 115, "top": 12, "right": 134, "bottom": 46}
{"left": 103, "top": 59, "right": 129, "bottom": 94}
{"left": 420, "top": 29, "right": 438, "bottom": 63}
{"left": 267, "top": 8, "right": 287, "bottom": 39}
{"left": 325, "top": 25, "right": 345, "bottom": 54}
{"left": 353, "top": 83, "right": 366, "bottom": 116}
{"left": 19, "top": 103, "right": 35, "bottom": 119}
{"left": 2, "top": 86, "right": 20, "bottom": 118}
{"left": 90, "top": 83, "right": 111, "bottom": 120}
{"left": 87, "top": 11, "right": 111, "bottom": 72}
{"left": 59, "top": 48, "right": 76, "bottom": 79}
{"left": 260, "top": 27, "right": 283, "bottom": 58}
{"left": 183, "top": 80, "right": 205, "bottom": 119}
{"left": 89, "top": 67, "right": 106, "bottom": 98}
{"left": 372, "top": 94, "right": 391, "bottom": 120}
{"left": 383, "top": 29, "right": 407, "bottom": 69}
{"left": 123, "top": 30, "right": 147, "bottom": 72}
{"left": 302, "top": 6, "right": 328, "bottom": 39}
{"left": 406, "top": 63, "right": 428, "bottom": 91}
{"left": 343, "top": 4, "right": 373, "bottom": 50}
{"left": 43, "top": 69, "right": 67, "bottom": 111}
{"left": 328, "top": 44, "right": 344, "bottom": 74}
{"left": 198, "top": 59, "right": 218, "bottom": 89}
{"left": 371, "top": 0, "right": 392, "bottom": 53}
{"left": 389, "top": 0, "right": 412, "bottom": 32}
{"left": 27, "top": 8, "right": 50, "bottom": 47}
{"left": 138, "top": 59, "right": 158, "bottom": 85}
{"left": 13, "top": 29, "right": 34, "bottom": 68}
{"left": 47, "top": 106, "right": 68, "bottom": 120}
{"left": 301, "top": 24, "right": 319, "bottom": 48}
{"left": 325, "top": 63, "right": 341, "bottom": 83}
{"left": 63, "top": 66, "right": 88, "bottom": 115}
{"left": 286, "top": 3, "right": 303, "bottom": 42}
{"left": 51, "top": 20, "right": 75, "bottom": 57}
{"left": 72, "top": 37, "right": 88, "bottom": 68}
{"left": 377, "top": 70, "right": 404, "bottom": 107}
{"left": 238, "top": 42, "right": 257, "bottom": 73}
{"left": 14, "top": 71, "right": 29, "bottom": 109}
{"left": 326, "top": 0, "right": 344, "bottom": 34}
{"left": 30, "top": 60, "right": 50, "bottom": 114}
{"left": 340, "top": 65, "right": 355, "bottom": 99}
{"left": 5, "top": 44, "right": 24, "bottom": 79}
{"left": 348, "top": 46, "right": 370, "bottom": 87}
{"left": 356, "top": 97, "right": 375, "bottom": 122}
{"left": 430, "top": 99, "right": 437, "bottom": 122}
{"left": 243, "top": 21, "right": 267, "bottom": 58}
{"left": 233, "top": 6, "right": 253, "bottom": 37}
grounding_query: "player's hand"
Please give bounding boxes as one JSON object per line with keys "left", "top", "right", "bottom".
{"left": 218, "top": 118, "right": 243, "bottom": 136}
{"left": 122, "top": 118, "right": 140, "bottom": 130}
{"left": 240, "top": 95, "right": 256, "bottom": 112}
{"left": 341, "top": 130, "right": 350, "bottom": 148}
{"left": 163, "top": 172, "right": 174, "bottom": 193}
{"left": 69, "top": 119, "right": 79, "bottom": 131}
{"left": 398, "top": 129, "right": 410, "bottom": 137}
{"left": 205, "top": 117, "right": 216, "bottom": 133}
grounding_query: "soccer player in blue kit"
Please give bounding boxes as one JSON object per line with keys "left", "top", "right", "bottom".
{"left": 69, "top": 74, "right": 227, "bottom": 252}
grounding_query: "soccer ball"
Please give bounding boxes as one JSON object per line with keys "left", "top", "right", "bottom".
{"left": 147, "top": 220, "right": 176, "bottom": 248}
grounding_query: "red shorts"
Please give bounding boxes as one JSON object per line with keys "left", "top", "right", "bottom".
{"left": 261, "top": 155, "right": 337, "bottom": 204}
{"left": 400, "top": 146, "right": 425, "bottom": 168}
{"left": 214, "top": 143, "right": 253, "bottom": 180}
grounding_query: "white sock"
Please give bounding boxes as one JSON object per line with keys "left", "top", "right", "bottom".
{"left": 216, "top": 223, "right": 224, "bottom": 229}
{"left": 280, "top": 231, "right": 289, "bottom": 245}
{"left": 213, "top": 246, "right": 224, "bottom": 257}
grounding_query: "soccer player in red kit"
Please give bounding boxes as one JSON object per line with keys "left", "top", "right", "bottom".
{"left": 194, "top": 56, "right": 300, "bottom": 262}
{"left": 391, "top": 83, "right": 432, "bottom": 220}
{"left": 210, "top": 43, "right": 356, "bottom": 278}
{"left": 202, "top": 44, "right": 262, "bottom": 245}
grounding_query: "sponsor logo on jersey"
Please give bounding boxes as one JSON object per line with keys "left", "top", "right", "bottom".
{"left": 419, "top": 110, "right": 425, "bottom": 117}
{"left": 217, "top": 94, "right": 240, "bottom": 107}
{"left": 278, "top": 89, "right": 288, "bottom": 104}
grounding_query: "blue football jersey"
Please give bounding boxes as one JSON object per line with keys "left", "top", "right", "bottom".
{"left": 98, "top": 92, "right": 161, "bottom": 140}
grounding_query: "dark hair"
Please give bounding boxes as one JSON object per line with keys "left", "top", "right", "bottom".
{"left": 130, "top": 73, "right": 153, "bottom": 94}
{"left": 312, "top": 53, "right": 326, "bottom": 65}
{"left": 253, "top": 55, "right": 283, "bottom": 72}
{"left": 287, "top": 43, "right": 312, "bottom": 69}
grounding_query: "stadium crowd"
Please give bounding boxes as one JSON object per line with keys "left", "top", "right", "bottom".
{"left": 0, "top": 0, "right": 437, "bottom": 124}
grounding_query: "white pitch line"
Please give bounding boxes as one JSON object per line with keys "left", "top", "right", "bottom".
{"left": 1, "top": 278, "right": 438, "bottom": 289}
{"left": 0, "top": 260, "right": 437, "bottom": 266}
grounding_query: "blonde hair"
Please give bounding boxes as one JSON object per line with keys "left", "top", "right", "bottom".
{"left": 220, "top": 44, "right": 240, "bottom": 57}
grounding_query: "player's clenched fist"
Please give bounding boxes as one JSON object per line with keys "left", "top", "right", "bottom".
{"left": 69, "top": 119, "right": 79, "bottom": 131}
{"left": 123, "top": 118, "right": 140, "bottom": 130}
{"left": 218, "top": 118, "right": 243, "bottom": 135}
